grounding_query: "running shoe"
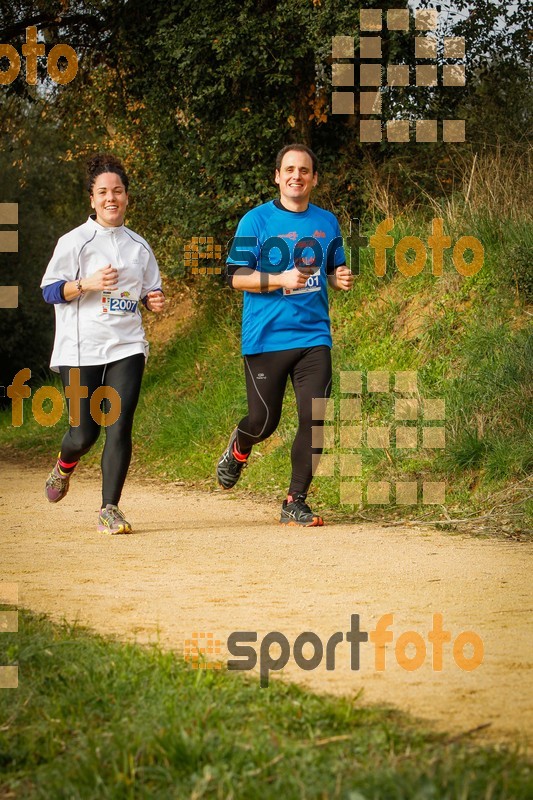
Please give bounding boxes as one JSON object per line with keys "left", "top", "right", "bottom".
{"left": 216, "top": 428, "right": 249, "bottom": 489}
{"left": 45, "top": 461, "right": 73, "bottom": 503}
{"left": 97, "top": 504, "right": 133, "bottom": 535}
{"left": 280, "top": 495, "right": 324, "bottom": 527}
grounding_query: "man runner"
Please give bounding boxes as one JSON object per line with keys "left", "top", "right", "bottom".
{"left": 217, "top": 144, "right": 354, "bottom": 526}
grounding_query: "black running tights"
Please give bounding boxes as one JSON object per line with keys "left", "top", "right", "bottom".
{"left": 236, "top": 345, "right": 332, "bottom": 497}
{"left": 58, "top": 353, "right": 145, "bottom": 507}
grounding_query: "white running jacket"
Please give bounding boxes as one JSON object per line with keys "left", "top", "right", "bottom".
{"left": 41, "top": 216, "right": 162, "bottom": 371}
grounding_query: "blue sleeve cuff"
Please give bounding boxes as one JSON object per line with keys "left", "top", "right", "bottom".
{"left": 42, "top": 280, "right": 67, "bottom": 304}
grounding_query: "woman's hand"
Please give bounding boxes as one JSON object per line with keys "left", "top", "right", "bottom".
{"left": 145, "top": 290, "right": 166, "bottom": 313}
{"left": 62, "top": 265, "right": 118, "bottom": 301}
{"left": 82, "top": 264, "right": 119, "bottom": 292}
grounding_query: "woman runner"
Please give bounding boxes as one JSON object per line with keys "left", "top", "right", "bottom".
{"left": 41, "top": 154, "right": 165, "bottom": 534}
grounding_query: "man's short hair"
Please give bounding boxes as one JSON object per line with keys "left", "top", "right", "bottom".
{"left": 275, "top": 144, "right": 318, "bottom": 174}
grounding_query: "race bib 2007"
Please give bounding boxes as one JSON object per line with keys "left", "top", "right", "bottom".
{"left": 101, "top": 291, "right": 139, "bottom": 315}
{"left": 283, "top": 271, "right": 321, "bottom": 296}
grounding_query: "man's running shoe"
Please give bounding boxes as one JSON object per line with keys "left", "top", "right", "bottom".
{"left": 217, "top": 428, "right": 249, "bottom": 489}
{"left": 45, "top": 461, "right": 73, "bottom": 503}
{"left": 280, "top": 494, "right": 324, "bottom": 527}
{"left": 97, "top": 505, "right": 133, "bottom": 535}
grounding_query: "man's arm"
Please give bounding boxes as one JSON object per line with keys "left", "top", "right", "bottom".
{"left": 232, "top": 266, "right": 315, "bottom": 293}
{"left": 227, "top": 230, "right": 313, "bottom": 293}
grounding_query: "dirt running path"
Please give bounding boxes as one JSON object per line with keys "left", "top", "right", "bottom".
{"left": 1, "top": 463, "right": 532, "bottom": 749}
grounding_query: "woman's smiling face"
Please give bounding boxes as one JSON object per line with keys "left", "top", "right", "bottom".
{"left": 90, "top": 172, "right": 128, "bottom": 227}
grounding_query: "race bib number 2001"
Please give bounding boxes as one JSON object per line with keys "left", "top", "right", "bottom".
{"left": 101, "top": 291, "right": 139, "bottom": 315}
{"left": 283, "top": 271, "right": 321, "bottom": 296}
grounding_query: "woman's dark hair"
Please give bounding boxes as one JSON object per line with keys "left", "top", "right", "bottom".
{"left": 86, "top": 153, "right": 129, "bottom": 194}
{"left": 275, "top": 144, "right": 318, "bottom": 174}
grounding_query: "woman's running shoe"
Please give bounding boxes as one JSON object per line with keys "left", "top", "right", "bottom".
{"left": 45, "top": 462, "right": 73, "bottom": 503}
{"left": 97, "top": 505, "right": 133, "bottom": 535}
{"left": 280, "top": 494, "right": 324, "bottom": 527}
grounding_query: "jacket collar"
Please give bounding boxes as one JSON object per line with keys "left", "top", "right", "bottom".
{"left": 88, "top": 214, "right": 125, "bottom": 234}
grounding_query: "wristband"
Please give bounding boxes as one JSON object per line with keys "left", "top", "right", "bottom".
{"left": 77, "top": 278, "right": 85, "bottom": 295}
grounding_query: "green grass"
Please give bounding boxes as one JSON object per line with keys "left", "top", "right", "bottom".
{"left": 0, "top": 611, "right": 531, "bottom": 799}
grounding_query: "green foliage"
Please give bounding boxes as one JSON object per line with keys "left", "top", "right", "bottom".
{"left": 446, "top": 323, "right": 533, "bottom": 481}
{"left": 0, "top": 99, "right": 86, "bottom": 390}
{"left": 506, "top": 237, "right": 533, "bottom": 301}
{"left": 447, "top": 429, "right": 488, "bottom": 470}
{"left": 109, "top": 0, "right": 368, "bottom": 243}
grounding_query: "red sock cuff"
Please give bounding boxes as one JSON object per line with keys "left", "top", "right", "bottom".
{"left": 232, "top": 443, "right": 249, "bottom": 462}
{"left": 58, "top": 458, "right": 78, "bottom": 469}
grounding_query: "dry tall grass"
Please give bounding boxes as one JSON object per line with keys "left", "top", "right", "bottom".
{"left": 362, "top": 143, "right": 532, "bottom": 225}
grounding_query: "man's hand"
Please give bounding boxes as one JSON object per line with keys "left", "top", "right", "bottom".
{"left": 328, "top": 265, "right": 354, "bottom": 291}
{"left": 232, "top": 265, "right": 316, "bottom": 293}
{"left": 145, "top": 290, "right": 166, "bottom": 313}
{"left": 281, "top": 266, "right": 316, "bottom": 291}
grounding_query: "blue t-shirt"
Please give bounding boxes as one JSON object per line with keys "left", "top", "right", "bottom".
{"left": 226, "top": 200, "right": 345, "bottom": 355}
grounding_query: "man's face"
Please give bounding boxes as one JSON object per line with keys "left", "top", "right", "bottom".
{"left": 275, "top": 150, "right": 317, "bottom": 206}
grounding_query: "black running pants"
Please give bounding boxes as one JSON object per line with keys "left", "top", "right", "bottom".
{"left": 236, "top": 345, "right": 332, "bottom": 497}
{"left": 58, "top": 353, "right": 145, "bottom": 506}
